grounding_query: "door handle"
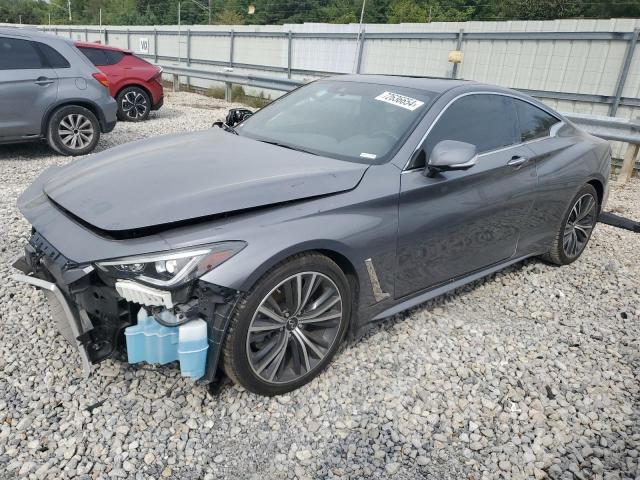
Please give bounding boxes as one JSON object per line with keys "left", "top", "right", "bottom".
{"left": 507, "top": 156, "right": 528, "bottom": 168}
{"left": 34, "top": 76, "right": 54, "bottom": 86}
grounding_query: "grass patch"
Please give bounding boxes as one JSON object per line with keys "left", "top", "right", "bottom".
{"left": 205, "top": 84, "right": 272, "bottom": 108}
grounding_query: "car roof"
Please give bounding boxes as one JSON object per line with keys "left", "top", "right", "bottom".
{"left": 331, "top": 74, "right": 473, "bottom": 94}
{"left": 74, "top": 41, "right": 131, "bottom": 53}
{"left": 0, "top": 26, "right": 72, "bottom": 43}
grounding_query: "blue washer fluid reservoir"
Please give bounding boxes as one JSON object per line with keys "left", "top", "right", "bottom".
{"left": 125, "top": 308, "right": 208, "bottom": 380}
{"left": 125, "top": 308, "right": 179, "bottom": 365}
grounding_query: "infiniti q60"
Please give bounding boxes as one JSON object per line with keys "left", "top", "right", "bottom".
{"left": 14, "top": 75, "right": 610, "bottom": 395}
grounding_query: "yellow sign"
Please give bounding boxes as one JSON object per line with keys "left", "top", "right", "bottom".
{"left": 448, "top": 50, "right": 463, "bottom": 64}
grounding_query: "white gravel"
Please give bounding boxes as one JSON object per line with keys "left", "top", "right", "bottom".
{"left": 1, "top": 92, "right": 639, "bottom": 480}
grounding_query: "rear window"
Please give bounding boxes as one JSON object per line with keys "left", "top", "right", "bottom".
{"left": 0, "top": 37, "right": 43, "bottom": 70}
{"left": 78, "top": 46, "right": 124, "bottom": 66}
{"left": 105, "top": 50, "right": 125, "bottom": 64}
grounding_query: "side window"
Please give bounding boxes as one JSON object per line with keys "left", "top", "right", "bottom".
{"left": 413, "top": 94, "right": 518, "bottom": 169}
{"left": 0, "top": 37, "right": 44, "bottom": 70}
{"left": 78, "top": 47, "right": 109, "bottom": 66}
{"left": 36, "top": 43, "right": 70, "bottom": 69}
{"left": 514, "top": 99, "right": 560, "bottom": 142}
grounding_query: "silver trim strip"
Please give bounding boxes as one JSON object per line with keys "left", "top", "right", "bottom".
{"left": 365, "top": 258, "right": 391, "bottom": 302}
{"left": 404, "top": 90, "right": 564, "bottom": 171}
{"left": 12, "top": 274, "right": 93, "bottom": 377}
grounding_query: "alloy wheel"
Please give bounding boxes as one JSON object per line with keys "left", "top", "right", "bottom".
{"left": 58, "top": 114, "right": 94, "bottom": 150}
{"left": 246, "top": 271, "right": 343, "bottom": 384}
{"left": 122, "top": 91, "right": 148, "bottom": 119}
{"left": 563, "top": 193, "right": 596, "bottom": 258}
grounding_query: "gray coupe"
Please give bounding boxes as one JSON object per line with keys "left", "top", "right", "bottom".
{"left": 13, "top": 75, "right": 610, "bottom": 395}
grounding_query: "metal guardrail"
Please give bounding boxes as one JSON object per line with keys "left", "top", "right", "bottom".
{"left": 164, "top": 66, "right": 640, "bottom": 182}
{"left": 564, "top": 113, "right": 640, "bottom": 182}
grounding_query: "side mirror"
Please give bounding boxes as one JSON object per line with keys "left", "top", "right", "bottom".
{"left": 424, "top": 140, "right": 477, "bottom": 177}
{"left": 225, "top": 108, "right": 254, "bottom": 127}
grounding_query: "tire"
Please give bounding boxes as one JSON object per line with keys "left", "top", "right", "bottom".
{"left": 542, "top": 184, "right": 599, "bottom": 265}
{"left": 47, "top": 105, "right": 100, "bottom": 156}
{"left": 222, "top": 253, "right": 351, "bottom": 396}
{"left": 117, "top": 86, "right": 150, "bottom": 122}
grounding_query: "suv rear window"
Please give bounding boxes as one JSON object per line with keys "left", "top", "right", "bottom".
{"left": 78, "top": 46, "right": 124, "bottom": 66}
{"left": 0, "top": 37, "right": 43, "bottom": 70}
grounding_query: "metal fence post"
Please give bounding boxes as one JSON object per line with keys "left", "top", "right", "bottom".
{"left": 225, "top": 82, "right": 232, "bottom": 101}
{"left": 173, "top": 74, "right": 180, "bottom": 92}
{"left": 452, "top": 28, "right": 464, "bottom": 79}
{"left": 126, "top": 29, "right": 130, "bottom": 50}
{"left": 85, "top": 28, "right": 88, "bottom": 41}
{"left": 154, "top": 28, "right": 158, "bottom": 63}
{"left": 609, "top": 28, "right": 640, "bottom": 117}
{"left": 619, "top": 143, "right": 640, "bottom": 182}
{"left": 229, "top": 30, "right": 235, "bottom": 67}
{"left": 356, "top": 30, "right": 366, "bottom": 74}
{"left": 104, "top": 29, "right": 108, "bottom": 45}
{"left": 287, "top": 30, "right": 292, "bottom": 79}
{"left": 69, "top": 27, "right": 72, "bottom": 39}
{"left": 186, "top": 29, "right": 191, "bottom": 66}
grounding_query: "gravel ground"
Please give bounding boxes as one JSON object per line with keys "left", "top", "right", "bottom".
{"left": 1, "top": 92, "right": 639, "bottom": 480}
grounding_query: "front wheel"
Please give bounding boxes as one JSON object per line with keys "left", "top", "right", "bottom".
{"left": 46, "top": 105, "right": 100, "bottom": 156}
{"left": 222, "top": 253, "right": 351, "bottom": 396}
{"left": 542, "top": 184, "right": 599, "bottom": 265}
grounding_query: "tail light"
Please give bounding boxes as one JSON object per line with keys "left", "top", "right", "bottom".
{"left": 92, "top": 72, "right": 109, "bottom": 88}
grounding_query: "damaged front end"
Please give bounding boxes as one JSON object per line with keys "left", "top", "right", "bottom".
{"left": 13, "top": 230, "right": 243, "bottom": 384}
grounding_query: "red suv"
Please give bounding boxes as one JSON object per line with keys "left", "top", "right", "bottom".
{"left": 75, "top": 42, "right": 164, "bottom": 122}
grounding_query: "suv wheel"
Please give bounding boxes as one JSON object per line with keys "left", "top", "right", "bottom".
{"left": 47, "top": 106, "right": 100, "bottom": 156}
{"left": 542, "top": 183, "right": 599, "bottom": 265}
{"left": 117, "top": 86, "right": 150, "bottom": 121}
{"left": 223, "top": 253, "right": 351, "bottom": 396}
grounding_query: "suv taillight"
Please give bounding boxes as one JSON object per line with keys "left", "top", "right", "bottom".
{"left": 92, "top": 72, "right": 109, "bottom": 88}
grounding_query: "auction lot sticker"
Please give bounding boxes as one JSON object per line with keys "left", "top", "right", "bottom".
{"left": 375, "top": 91, "right": 424, "bottom": 111}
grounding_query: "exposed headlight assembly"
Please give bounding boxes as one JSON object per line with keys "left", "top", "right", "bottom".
{"left": 96, "top": 241, "right": 246, "bottom": 288}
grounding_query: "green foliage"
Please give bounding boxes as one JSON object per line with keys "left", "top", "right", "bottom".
{"left": 2, "top": 0, "right": 640, "bottom": 26}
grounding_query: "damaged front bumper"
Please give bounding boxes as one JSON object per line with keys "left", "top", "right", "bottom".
{"left": 12, "top": 272, "right": 94, "bottom": 377}
{"left": 13, "top": 231, "right": 240, "bottom": 384}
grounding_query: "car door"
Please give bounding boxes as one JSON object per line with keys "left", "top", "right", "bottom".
{"left": 0, "top": 36, "right": 59, "bottom": 138}
{"left": 395, "top": 93, "right": 538, "bottom": 298}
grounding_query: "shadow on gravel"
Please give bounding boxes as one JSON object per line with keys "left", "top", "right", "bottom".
{"left": 0, "top": 142, "right": 53, "bottom": 160}
{"left": 341, "top": 257, "right": 539, "bottom": 357}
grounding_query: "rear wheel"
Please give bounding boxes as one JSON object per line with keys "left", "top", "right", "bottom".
{"left": 542, "top": 184, "right": 599, "bottom": 265}
{"left": 222, "top": 253, "right": 350, "bottom": 396}
{"left": 117, "top": 86, "right": 150, "bottom": 121}
{"left": 47, "top": 105, "right": 100, "bottom": 156}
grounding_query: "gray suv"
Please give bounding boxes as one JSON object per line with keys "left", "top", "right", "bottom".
{"left": 0, "top": 27, "right": 117, "bottom": 156}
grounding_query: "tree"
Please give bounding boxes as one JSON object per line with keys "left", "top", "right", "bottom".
{"left": 217, "top": 8, "right": 244, "bottom": 25}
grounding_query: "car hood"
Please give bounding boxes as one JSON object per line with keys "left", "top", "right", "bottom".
{"left": 42, "top": 129, "right": 368, "bottom": 235}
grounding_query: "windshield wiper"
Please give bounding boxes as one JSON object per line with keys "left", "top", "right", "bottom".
{"left": 259, "top": 140, "right": 318, "bottom": 156}
{"left": 212, "top": 121, "right": 238, "bottom": 135}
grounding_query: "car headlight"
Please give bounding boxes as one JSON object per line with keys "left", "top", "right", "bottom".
{"left": 96, "top": 241, "right": 246, "bottom": 288}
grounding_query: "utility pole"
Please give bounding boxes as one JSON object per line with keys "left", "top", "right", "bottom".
{"left": 208, "top": 0, "right": 212, "bottom": 24}
{"left": 67, "top": 0, "right": 72, "bottom": 22}
{"left": 352, "top": 0, "right": 366, "bottom": 73}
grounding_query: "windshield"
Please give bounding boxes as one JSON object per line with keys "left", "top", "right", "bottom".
{"left": 237, "top": 80, "right": 435, "bottom": 163}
